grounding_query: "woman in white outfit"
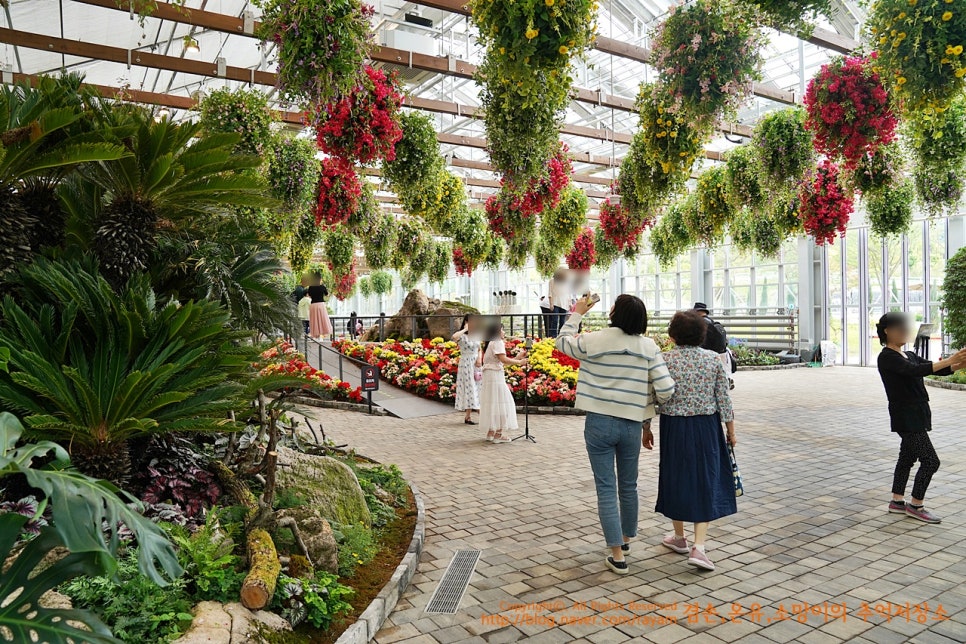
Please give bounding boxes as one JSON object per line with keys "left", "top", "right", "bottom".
{"left": 452, "top": 314, "right": 484, "bottom": 425}
{"left": 479, "top": 322, "right": 527, "bottom": 443}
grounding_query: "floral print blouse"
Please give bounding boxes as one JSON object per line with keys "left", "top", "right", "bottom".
{"left": 658, "top": 346, "right": 734, "bottom": 422}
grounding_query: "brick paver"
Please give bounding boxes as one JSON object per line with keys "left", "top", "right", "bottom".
{"left": 307, "top": 367, "right": 966, "bottom": 643}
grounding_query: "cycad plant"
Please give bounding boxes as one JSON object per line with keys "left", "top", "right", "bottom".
{"left": 78, "top": 110, "right": 273, "bottom": 288}
{"left": 0, "top": 258, "right": 252, "bottom": 486}
{"left": 0, "top": 75, "right": 126, "bottom": 279}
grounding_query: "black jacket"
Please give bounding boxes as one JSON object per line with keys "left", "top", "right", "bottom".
{"left": 877, "top": 348, "right": 951, "bottom": 433}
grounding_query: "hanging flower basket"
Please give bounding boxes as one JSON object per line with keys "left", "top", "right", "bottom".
{"left": 315, "top": 66, "right": 404, "bottom": 165}
{"left": 485, "top": 191, "right": 537, "bottom": 243}
{"left": 650, "top": 197, "right": 696, "bottom": 269}
{"left": 534, "top": 236, "right": 563, "bottom": 278}
{"left": 267, "top": 136, "right": 320, "bottom": 211}
{"left": 198, "top": 87, "right": 274, "bottom": 155}
{"left": 400, "top": 170, "right": 466, "bottom": 233}
{"left": 724, "top": 145, "right": 765, "bottom": 209}
{"left": 650, "top": 0, "right": 765, "bottom": 125}
{"left": 503, "top": 145, "right": 573, "bottom": 217}
{"left": 452, "top": 246, "right": 477, "bottom": 277}
{"left": 539, "top": 185, "right": 587, "bottom": 251}
{"left": 383, "top": 111, "right": 445, "bottom": 193}
{"left": 908, "top": 96, "right": 966, "bottom": 215}
{"left": 323, "top": 225, "right": 356, "bottom": 273}
{"left": 753, "top": 107, "right": 815, "bottom": 186}
{"left": 804, "top": 55, "right": 898, "bottom": 168}
{"left": 867, "top": 179, "right": 915, "bottom": 238}
{"left": 361, "top": 212, "right": 397, "bottom": 270}
{"left": 599, "top": 198, "right": 654, "bottom": 252}
{"left": 316, "top": 157, "right": 362, "bottom": 227}
{"left": 331, "top": 260, "right": 358, "bottom": 301}
{"left": 747, "top": 0, "right": 833, "bottom": 36}
{"left": 845, "top": 141, "right": 906, "bottom": 195}
{"left": 258, "top": 0, "right": 374, "bottom": 105}
{"left": 393, "top": 218, "right": 429, "bottom": 271}
{"left": 428, "top": 242, "right": 451, "bottom": 284}
{"left": 798, "top": 160, "right": 853, "bottom": 245}
{"left": 689, "top": 165, "right": 736, "bottom": 248}
{"left": 565, "top": 228, "right": 596, "bottom": 271}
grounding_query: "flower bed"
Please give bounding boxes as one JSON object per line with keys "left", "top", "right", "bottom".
{"left": 257, "top": 342, "right": 364, "bottom": 403}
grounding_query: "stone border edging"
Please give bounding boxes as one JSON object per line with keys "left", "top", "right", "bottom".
{"left": 334, "top": 480, "right": 426, "bottom": 644}
{"left": 737, "top": 363, "right": 809, "bottom": 371}
{"left": 514, "top": 405, "right": 583, "bottom": 415}
{"left": 267, "top": 392, "right": 390, "bottom": 416}
{"left": 926, "top": 378, "right": 966, "bottom": 391}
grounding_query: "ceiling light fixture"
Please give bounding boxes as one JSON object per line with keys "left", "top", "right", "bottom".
{"left": 183, "top": 36, "right": 200, "bottom": 55}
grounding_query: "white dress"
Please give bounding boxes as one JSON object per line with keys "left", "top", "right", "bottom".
{"left": 455, "top": 334, "right": 482, "bottom": 411}
{"left": 479, "top": 340, "right": 519, "bottom": 432}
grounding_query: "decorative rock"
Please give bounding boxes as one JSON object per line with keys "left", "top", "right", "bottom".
{"left": 172, "top": 601, "right": 232, "bottom": 644}
{"left": 276, "top": 506, "right": 340, "bottom": 574}
{"left": 426, "top": 307, "right": 461, "bottom": 340}
{"left": 224, "top": 602, "right": 292, "bottom": 641}
{"left": 276, "top": 447, "right": 372, "bottom": 528}
{"left": 252, "top": 609, "right": 292, "bottom": 632}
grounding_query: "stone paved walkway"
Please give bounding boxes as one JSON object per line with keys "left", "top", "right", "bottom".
{"left": 310, "top": 367, "right": 966, "bottom": 644}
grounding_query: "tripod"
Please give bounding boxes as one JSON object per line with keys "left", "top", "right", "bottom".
{"left": 514, "top": 334, "right": 536, "bottom": 443}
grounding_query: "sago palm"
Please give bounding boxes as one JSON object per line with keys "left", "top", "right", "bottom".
{"left": 79, "top": 110, "right": 273, "bottom": 288}
{"left": 0, "top": 258, "right": 253, "bottom": 486}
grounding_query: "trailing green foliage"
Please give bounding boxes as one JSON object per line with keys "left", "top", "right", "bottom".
{"left": 199, "top": 87, "right": 275, "bottom": 156}
{"left": 332, "top": 522, "right": 379, "bottom": 578}
{"left": 943, "top": 246, "right": 966, "bottom": 349}
{"left": 271, "top": 572, "right": 354, "bottom": 629}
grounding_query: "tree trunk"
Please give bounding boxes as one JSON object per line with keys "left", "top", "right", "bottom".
{"left": 240, "top": 528, "right": 281, "bottom": 610}
{"left": 211, "top": 460, "right": 258, "bottom": 526}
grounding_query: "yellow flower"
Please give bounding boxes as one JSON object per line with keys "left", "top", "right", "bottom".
{"left": 545, "top": 0, "right": 554, "bottom": 5}
{"left": 955, "top": 46, "right": 965, "bottom": 55}
{"left": 957, "top": 68, "right": 966, "bottom": 78}
{"left": 558, "top": 45, "right": 569, "bottom": 54}
{"left": 657, "top": 118, "right": 664, "bottom": 126}
{"left": 669, "top": 131, "right": 678, "bottom": 138}
{"left": 499, "top": 47, "right": 505, "bottom": 54}
{"left": 943, "top": 11, "right": 953, "bottom": 20}
{"left": 898, "top": 11, "right": 906, "bottom": 18}
{"left": 897, "top": 76, "right": 907, "bottom": 85}
{"left": 525, "top": 28, "right": 539, "bottom": 40}
{"left": 948, "top": 45, "right": 956, "bottom": 54}
{"left": 880, "top": 35, "right": 888, "bottom": 44}
{"left": 908, "top": 0, "right": 916, "bottom": 5}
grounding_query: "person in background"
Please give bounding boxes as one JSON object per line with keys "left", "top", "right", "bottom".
{"left": 347, "top": 311, "right": 358, "bottom": 338}
{"left": 355, "top": 318, "right": 364, "bottom": 338}
{"left": 538, "top": 295, "right": 553, "bottom": 339}
{"left": 547, "top": 268, "right": 569, "bottom": 338}
{"left": 307, "top": 274, "right": 332, "bottom": 339}
{"left": 693, "top": 302, "right": 734, "bottom": 390}
{"left": 292, "top": 274, "right": 308, "bottom": 304}
{"left": 479, "top": 322, "right": 527, "bottom": 443}
{"left": 556, "top": 294, "right": 675, "bottom": 575}
{"left": 453, "top": 314, "right": 484, "bottom": 425}
{"left": 297, "top": 292, "right": 312, "bottom": 336}
{"left": 656, "top": 310, "right": 737, "bottom": 572}
{"left": 876, "top": 312, "right": 966, "bottom": 524}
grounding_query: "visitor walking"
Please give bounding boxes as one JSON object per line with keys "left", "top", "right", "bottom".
{"left": 307, "top": 275, "right": 332, "bottom": 339}
{"left": 693, "top": 302, "right": 734, "bottom": 389}
{"left": 479, "top": 322, "right": 527, "bottom": 444}
{"left": 297, "top": 292, "right": 311, "bottom": 336}
{"left": 876, "top": 312, "right": 966, "bottom": 524}
{"left": 656, "top": 310, "right": 737, "bottom": 572}
{"left": 546, "top": 268, "right": 569, "bottom": 338}
{"left": 555, "top": 294, "right": 675, "bottom": 575}
{"left": 453, "top": 314, "right": 484, "bottom": 425}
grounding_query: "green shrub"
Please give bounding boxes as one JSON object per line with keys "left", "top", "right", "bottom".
{"left": 271, "top": 572, "right": 353, "bottom": 629}
{"left": 331, "top": 522, "right": 378, "bottom": 578}
{"left": 62, "top": 549, "right": 194, "bottom": 644}
{"left": 165, "top": 510, "right": 245, "bottom": 603}
{"left": 731, "top": 343, "right": 780, "bottom": 366}
{"left": 943, "top": 247, "right": 966, "bottom": 350}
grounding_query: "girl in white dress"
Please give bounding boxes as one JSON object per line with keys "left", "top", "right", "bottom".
{"left": 452, "top": 315, "right": 483, "bottom": 425}
{"left": 479, "top": 323, "right": 527, "bottom": 443}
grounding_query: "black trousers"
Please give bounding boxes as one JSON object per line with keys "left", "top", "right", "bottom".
{"left": 892, "top": 432, "right": 940, "bottom": 501}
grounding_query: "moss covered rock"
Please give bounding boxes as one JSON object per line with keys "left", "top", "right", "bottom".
{"left": 276, "top": 447, "right": 371, "bottom": 529}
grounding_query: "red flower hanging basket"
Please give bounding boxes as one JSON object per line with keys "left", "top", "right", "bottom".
{"left": 331, "top": 260, "right": 358, "bottom": 301}
{"left": 804, "top": 55, "right": 897, "bottom": 168}
{"left": 316, "top": 157, "right": 362, "bottom": 226}
{"left": 566, "top": 228, "right": 597, "bottom": 270}
{"left": 799, "top": 160, "right": 854, "bottom": 245}
{"left": 452, "top": 246, "right": 476, "bottom": 276}
{"left": 316, "top": 66, "right": 404, "bottom": 165}
{"left": 599, "top": 198, "right": 655, "bottom": 252}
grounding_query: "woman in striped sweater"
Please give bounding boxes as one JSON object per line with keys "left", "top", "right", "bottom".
{"left": 556, "top": 294, "right": 675, "bottom": 575}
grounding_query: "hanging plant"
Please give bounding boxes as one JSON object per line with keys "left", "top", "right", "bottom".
{"left": 593, "top": 227, "right": 621, "bottom": 269}
{"left": 729, "top": 209, "right": 757, "bottom": 254}
{"left": 868, "top": 0, "right": 966, "bottom": 118}
{"left": 540, "top": 185, "right": 587, "bottom": 251}
{"left": 370, "top": 269, "right": 393, "bottom": 295}
{"left": 505, "top": 235, "right": 531, "bottom": 271}
{"left": 331, "top": 260, "right": 358, "bottom": 301}
{"left": 650, "top": 197, "right": 696, "bottom": 269}
{"left": 690, "top": 166, "right": 736, "bottom": 248}
{"left": 744, "top": 0, "right": 833, "bottom": 36}
{"left": 485, "top": 191, "right": 538, "bottom": 243}
{"left": 481, "top": 236, "right": 505, "bottom": 270}
{"left": 724, "top": 145, "right": 765, "bottom": 209}
{"left": 393, "top": 218, "right": 428, "bottom": 270}
{"left": 346, "top": 180, "right": 379, "bottom": 236}
{"left": 599, "top": 198, "right": 655, "bottom": 252}
{"left": 752, "top": 212, "right": 786, "bottom": 258}
{"left": 799, "top": 160, "right": 854, "bottom": 245}
{"left": 617, "top": 147, "right": 648, "bottom": 216}
{"left": 400, "top": 170, "right": 466, "bottom": 233}
{"left": 428, "top": 241, "right": 451, "bottom": 284}
{"left": 908, "top": 96, "right": 966, "bottom": 215}
{"left": 316, "top": 157, "right": 362, "bottom": 226}
{"left": 315, "top": 66, "right": 404, "bottom": 165}
{"left": 267, "top": 136, "right": 320, "bottom": 210}
{"left": 635, "top": 84, "right": 713, "bottom": 201}
{"left": 452, "top": 246, "right": 477, "bottom": 277}
{"left": 867, "top": 178, "right": 915, "bottom": 238}
{"left": 257, "top": 0, "right": 374, "bottom": 105}
{"left": 198, "top": 87, "right": 275, "bottom": 155}
{"left": 383, "top": 111, "right": 445, "bottom": 193}
{"left": 503, "top": 145, "right": 573, "bottom": 217}
{"left": 452, "top": 207, "right": 490, "bottom": 262}
{"left": 408, "top": 238, "right": 433, "bottom": 279}
{"left": 804, "top": 54, "right": 898, "bottom": 168}
{"left": 565, "top": 228, "right": 596, "bottom": 271}
{"left": 358, "top": 276, "right": 372, "bottom": 298}
{"left": 767, "top": 189, "right": 804, "bottom": 239}
{"left": 534, "top": 235, "right": 562, "bottom": 278}
{"left": 753, "top": 107, "right": 815, "bottom": 185}
{"left": 361, "top": 212, "right": 397, "bottom": 270}
{"left": 289, "top": 210, "right": 320, "bottom": 275}
{"left": 323, "top": 225, "right": 356, "bottom": 273}
{"left": 844, "top": 141, "right": 906, "bottom": 195}
{"left": 650, "top": 0, "right": 765, "bottom": 125}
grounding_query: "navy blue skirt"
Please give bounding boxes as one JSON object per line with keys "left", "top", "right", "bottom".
{"left": 655, "top": 414, "right": 737, "bottom": 523}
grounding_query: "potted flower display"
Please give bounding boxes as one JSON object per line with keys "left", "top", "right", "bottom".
{"left": 798, "top": 160, "right": 853, "bottom": 245}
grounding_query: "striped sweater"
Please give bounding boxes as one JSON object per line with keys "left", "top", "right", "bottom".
{"left": 555, "top": 313, "right": 675, "bottom": 422}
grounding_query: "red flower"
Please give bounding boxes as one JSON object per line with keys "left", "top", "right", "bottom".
{"left": 598, "top": 198, "right": 654, "bottom": 251}
{"left": 566, "top": 228, "right": 596, "bottom": 270}
{"left": 452, "top": 246, "right": 476, "bottom": 276}
{"left": 316, "top": 157, "right": 362, "bottom": 226}
{"left": 799, "top": 160, "right": 853, "bottom": 245}
{"left": 331, "top": 259, "right": 358, "bottom": 300}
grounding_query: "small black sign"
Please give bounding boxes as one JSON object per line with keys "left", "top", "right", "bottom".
{"left": 360, "top": 365, "right": 380, "bottom": 392}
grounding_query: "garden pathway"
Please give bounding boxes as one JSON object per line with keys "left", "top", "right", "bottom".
{"left": 306, "top": 367, "right": 966, "bottom": 643}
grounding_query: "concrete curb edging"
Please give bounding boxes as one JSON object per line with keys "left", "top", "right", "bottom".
{"left": 926, "top": 378, "right": 966, "bottom": 391}
{"left": 334, "top": 481, "right": 426, "bottom": 644}
{"left": 267, "top": 392, "right": 390, "bottom": 416}
{"left": 737, "top": 363, "right": 809, "bottom": 371}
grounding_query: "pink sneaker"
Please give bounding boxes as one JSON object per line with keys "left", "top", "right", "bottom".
{"left": 905, "top": 505, "right": 941, "bottom": 524}
{"left": 662, "top": 534, "right": 690, "bottom": 555}
{"left": 687, "top": 547, "right": 715, "bottom": 571}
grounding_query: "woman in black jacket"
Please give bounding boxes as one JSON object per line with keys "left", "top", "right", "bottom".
{"left": 876, "top": 313, "right": 966, "bottom": 523}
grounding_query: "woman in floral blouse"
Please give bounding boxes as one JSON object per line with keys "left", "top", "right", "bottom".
{"left": 656, "top": 310, "right": 737, "bottom": 572}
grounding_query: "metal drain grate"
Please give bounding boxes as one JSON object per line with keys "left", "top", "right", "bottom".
{"left": 424, "top": 550, "right": 481, "bottom": 614}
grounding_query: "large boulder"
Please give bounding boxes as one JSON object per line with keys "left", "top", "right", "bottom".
{"left": 385, "top": 289, "right": 433, "bottom": 338}
{"left": 426, "top": 307, "right": 462, "bottom": 340}
{"left": 364, "top": 290, "right": 481, "bottom": 341}
{"left": 276, "top": 506, "right": 339, "bottom": 574}
{"left": 276, "top": 447, "right": 371, "bottom": 528}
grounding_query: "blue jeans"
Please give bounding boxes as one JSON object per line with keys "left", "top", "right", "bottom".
{"left": 584, "top": 412, "right": 642, "bottom": 547}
